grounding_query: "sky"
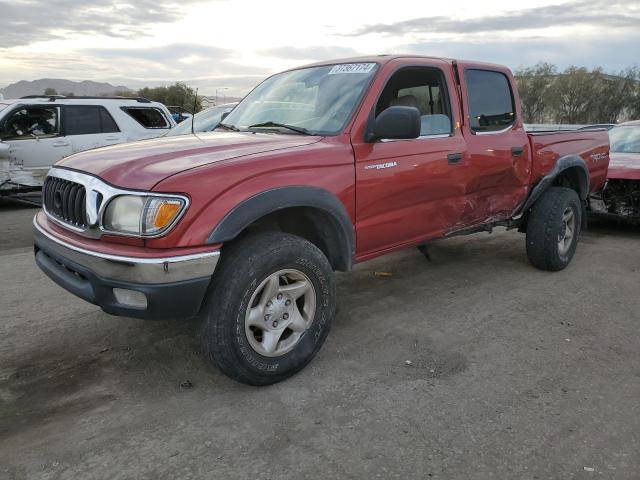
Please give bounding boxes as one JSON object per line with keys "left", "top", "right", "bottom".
{"left": 1, "top": 0, "right": 638, "bottom": 96}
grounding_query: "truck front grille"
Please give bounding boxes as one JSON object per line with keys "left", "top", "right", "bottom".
{"left": 43, "top": 176, "right": 88, "bottom": 228}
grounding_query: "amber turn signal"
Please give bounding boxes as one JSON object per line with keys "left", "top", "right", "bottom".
{"left": 153, "top": 201, "right": 182, "bottom": 228}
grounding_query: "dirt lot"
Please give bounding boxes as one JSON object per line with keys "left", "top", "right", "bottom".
{"left": 1, "top": 198, "right": 639, "bottom": 480}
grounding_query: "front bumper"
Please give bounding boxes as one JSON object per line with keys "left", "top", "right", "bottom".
{"left": 34, "top": 217, "right": 220, "bottom": 319}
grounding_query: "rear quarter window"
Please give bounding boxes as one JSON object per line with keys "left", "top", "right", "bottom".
{"left": 465, "top": 69, "right": 515, "bottom": 133}
{"left": 121, "top": 107, "right": 170, "bottom": 129}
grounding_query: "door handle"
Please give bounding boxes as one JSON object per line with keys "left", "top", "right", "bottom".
{"left": 105, "top": 136, "right": 119, "bottom": 141}
{"left": 511, "top": 146, "right": 524, "bottom": 156}
{"left": 53, "top": 141, "right": 70, "bottom": 147}
{"left": 447, "top": 152, "right": 462, "bottom": 164}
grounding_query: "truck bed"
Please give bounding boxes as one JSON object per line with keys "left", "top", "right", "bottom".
{"left": 527, "top": 129, "right": 610, "bottom": 193}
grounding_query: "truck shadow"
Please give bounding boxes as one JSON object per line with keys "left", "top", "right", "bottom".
{"left": 0, "top": 317, "right": 223, "bottom": 440}
{"left": 586, "top": 216, "right": 640, "bottom": 239}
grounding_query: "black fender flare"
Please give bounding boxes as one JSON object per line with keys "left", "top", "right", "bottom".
{"left": 518, "top": 155, "right": 590, "bottom": 215}
{"left": 207, "top": 186, "right": 355, "bottom": 270}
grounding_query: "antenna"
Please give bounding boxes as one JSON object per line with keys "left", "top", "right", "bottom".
{"left": 191, "top": 88, "right": 198, "bottom": 135}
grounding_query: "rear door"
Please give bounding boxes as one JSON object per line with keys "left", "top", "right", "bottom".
{"left": 0, "top": 104, "right": 72, "bottom": 169}
{"left": 62, "top": 105, "right": 124, "bottom": 153}
{"left": 351, "top": 59, "right": 468, "bottom": 258}
{"left": 455, "top": 63, "right": 531, "bottom": 226}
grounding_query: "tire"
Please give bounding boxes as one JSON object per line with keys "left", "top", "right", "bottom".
{"left": 199, "top": 232, "right": 335, "bottom": 385}
{"left": 526, "top": 186, "right": 582, "bottom": 271}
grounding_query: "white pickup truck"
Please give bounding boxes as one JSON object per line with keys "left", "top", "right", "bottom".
{"left": 0, "top": 96, "right": 175, "bottom": 198}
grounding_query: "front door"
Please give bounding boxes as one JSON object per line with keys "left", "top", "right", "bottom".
{"left": 351, "top": 59, "right": 468, "bottom": 259}
{"left": 0, "top": 105, "right": 72, "bottom": 171}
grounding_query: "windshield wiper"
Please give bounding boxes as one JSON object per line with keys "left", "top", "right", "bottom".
{"left": 216, "top": 122, "right": 240, "bottom": 132}
{"left": 247, "top": 121, "right": 313, "bottom": 135}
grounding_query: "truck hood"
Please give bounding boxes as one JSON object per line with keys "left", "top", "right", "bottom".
{"left": 56, "top": 132, "right": 322, "bottom": 190}
{"left": 608, "top": 152, "right": 640, "bottom": 180}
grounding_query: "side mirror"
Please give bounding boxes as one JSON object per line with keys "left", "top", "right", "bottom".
{"left": 366, "top": 106, "right": 421, "bottom": 142}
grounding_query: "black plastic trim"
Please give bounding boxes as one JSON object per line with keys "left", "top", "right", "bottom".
{"left": 21, "top": 95, "right": 152, "bottom": 103}
{"left": 518, "top": 154, "right": 590, "bottom": 215}
{"left": 35, "top": 243, "right": 210, "bottom": 320}
{"left": 207, "top": 186, "right": 354, "bottom": 270}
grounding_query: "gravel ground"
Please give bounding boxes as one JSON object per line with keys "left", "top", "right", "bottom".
{"left": 1, "top": 199, "right": 639, "bottom": 480}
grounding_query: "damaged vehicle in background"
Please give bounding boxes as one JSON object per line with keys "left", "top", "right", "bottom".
{"left": 0, "top": 95, "right": 175, "bottom": 199}
{"left": 589, "top": 120, "right": 640, "bottom": 223}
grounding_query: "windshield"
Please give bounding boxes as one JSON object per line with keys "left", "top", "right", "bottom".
{"left": 220, "top": 63, "right": 378, "bottom": 135}
{"left": 609, "top": 125, "right": 640, "bottom": 154}
{"left": 166, "top": 104, "right": 235, "bottom": 136}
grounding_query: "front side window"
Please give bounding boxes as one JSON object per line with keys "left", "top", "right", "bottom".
{"left": 122, "top": 107, "right": 170, "bottom": 129}
{"left": 465, "top": 69, "right": 515, "bottom": 133}
{"left": 220, "top": 63, "right": 379, "bottom": 135}
{"left": 64, "top": 106, "right": 120, "bottom": 135}
{"left": 375, "top": 67, "right": 452, "bottom": 136}
{"left": 0, "top": 106, "right": 59, "bottom": 140}
{"left": 609, "top": 125, "right": 640, "bottom": 154}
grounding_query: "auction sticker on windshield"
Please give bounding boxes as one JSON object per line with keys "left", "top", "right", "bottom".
{"left": 328, "top": 63, "right": 376, "bottom": 74}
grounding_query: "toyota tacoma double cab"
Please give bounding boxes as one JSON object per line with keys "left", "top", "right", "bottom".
{"left": 34, "top": 56, "right": 610, "bottom": 385}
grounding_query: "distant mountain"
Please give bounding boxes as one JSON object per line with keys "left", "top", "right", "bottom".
{"left": 0, "top": 79, "right": 134, "bottom": 99}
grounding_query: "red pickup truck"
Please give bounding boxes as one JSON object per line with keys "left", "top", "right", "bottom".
{"left": 34, "top": 56, "right": 609, "bottom": 385}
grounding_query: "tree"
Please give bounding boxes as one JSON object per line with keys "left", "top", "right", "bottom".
{"left": 113, "top": 89, "right": 138, "bottom": 98}
{"left": 592, "top": 68, "right": 637, "bottom": 123}
{"left": 627, "top": 67, "right": 640, "bottom": 120}
{"left": 137, "top": 82, "right": 203, "bottom": 113}
{"left": 547, "top": 66, "right": 603, "bottom": 124}
{"left": 44, "top": 87, "right": 57, "bottom": 95}
{"left": 515, "top": 63, "right": 556, "bottom": 123}
{"left": 515, "top": 63, "right": 640, "bottom": 124}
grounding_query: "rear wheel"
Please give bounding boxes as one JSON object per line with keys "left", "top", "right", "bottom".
{"left": 199, "top": 232, "right": 335, "bottom": 385}
{"left": 526, "top": 186, "right": 582, "bottom": 271}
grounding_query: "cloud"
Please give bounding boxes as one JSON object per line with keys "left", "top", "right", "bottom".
{"left": 83, "top": 44, "right": 231, "bottom": 62}
{"left": 0, "top": 0, "right": 204, "bottom": 48}
{"left": 78, "top": 44, "right": 270, "bottom": 83}
{"left": 0, "top": 45, "right": 271, "bottom": 96}
{"left": 347, "top": 0, "right": 639, "bottom": 36}
{"left": 396, "top": 32, "right": 640, "bottom": 72}
{"left": 260, "top": 46, "right": 362, "bottom": 61}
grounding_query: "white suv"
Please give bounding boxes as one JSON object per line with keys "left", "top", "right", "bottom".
{"left": 0, "top": 96, "right": 175, "bottom": 196}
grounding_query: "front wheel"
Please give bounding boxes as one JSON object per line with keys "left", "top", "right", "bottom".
{"left": 526, "top": 186, "right": 582, "bottom": 271}
{"left": 199, "top": 232, "right": 335, "bottom": 385}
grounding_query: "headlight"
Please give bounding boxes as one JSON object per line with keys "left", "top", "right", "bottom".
{"left": 102, "top": 195, "right": 187, "bottom": 236}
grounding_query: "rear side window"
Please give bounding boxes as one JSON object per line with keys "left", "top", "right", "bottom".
{"left": 64, "top": 106, "right": 120, "bottom": 135}
{"left": 465, "top": 69, "right": 515, "bottom": 133}
{"left": 122, "top": 107, "right": 169, "bottom": 129}
{"left": 0, "top": 106, "right": 59, "bottom": 140}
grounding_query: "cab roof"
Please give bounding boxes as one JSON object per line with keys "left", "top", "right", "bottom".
{"left": 296, "top": 54, "right": 508, "bottom": 72}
